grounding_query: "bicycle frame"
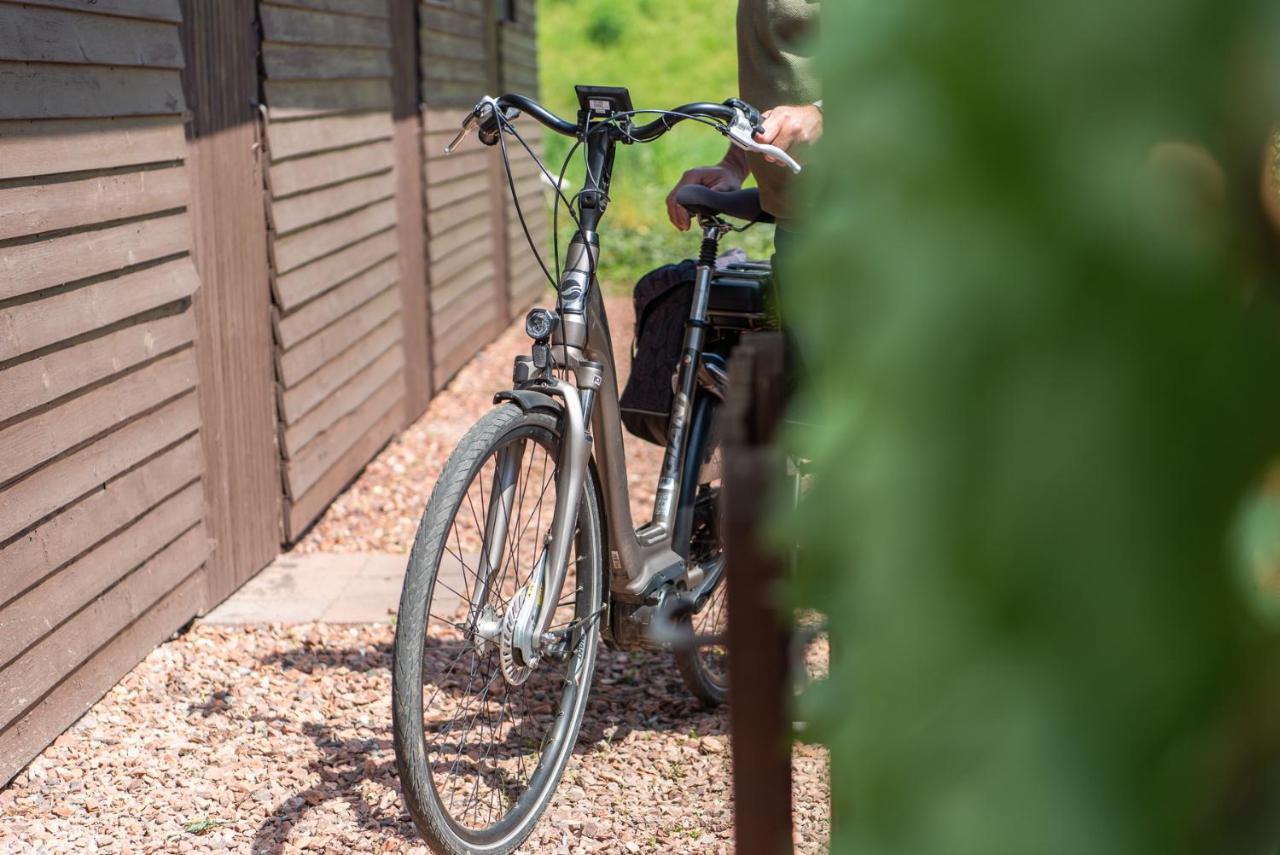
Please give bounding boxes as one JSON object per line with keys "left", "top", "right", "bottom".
{"left": 490, "top": 104, "right": 728, "bottom": 646}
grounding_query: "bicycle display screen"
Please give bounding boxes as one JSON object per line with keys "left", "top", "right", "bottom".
{"left": 575, "top": 85, "right": 634, "bottom": 117}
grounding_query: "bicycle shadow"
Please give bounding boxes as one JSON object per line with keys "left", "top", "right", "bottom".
{"left": 239, "top": 633, "right": 729, "bottom": 854}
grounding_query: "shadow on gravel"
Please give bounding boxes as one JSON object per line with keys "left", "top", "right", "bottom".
{"left": 242, "top": 636, "right": 728, "bottom": 853}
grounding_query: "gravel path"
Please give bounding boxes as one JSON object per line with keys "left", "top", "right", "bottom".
{"left": 2, "top": 295, "right": 830, "bottom": 852}
{"left": 0, "top": 624, "right": 829, "bottom": 853}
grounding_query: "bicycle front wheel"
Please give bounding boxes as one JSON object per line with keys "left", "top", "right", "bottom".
{"left": 393, "top": 404, "right": 603, "bottom": 855}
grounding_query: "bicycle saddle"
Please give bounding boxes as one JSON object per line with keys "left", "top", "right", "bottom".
{"left": 675, "top": 186, "right": 775, "bottom": 224}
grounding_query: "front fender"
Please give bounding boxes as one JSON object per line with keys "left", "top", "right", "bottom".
{"left": 493, "top": 388, "right": 563, "bottom": 416}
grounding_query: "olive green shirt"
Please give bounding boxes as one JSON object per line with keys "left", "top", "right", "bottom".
{"left": 737, "top": 0, "right": 820, "bottom": 222}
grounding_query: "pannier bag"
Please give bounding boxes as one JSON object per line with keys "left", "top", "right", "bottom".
{"left": 620, "top": 259, "right": 698, "bottom": 445}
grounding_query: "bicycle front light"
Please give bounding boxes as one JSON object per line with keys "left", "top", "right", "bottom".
{"left": 525, "top": 308, "right": 559, "bottom": 342}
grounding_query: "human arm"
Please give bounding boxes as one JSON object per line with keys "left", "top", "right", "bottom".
{"left": 755, "top": 104, "right": 824, "bottom": 164}
{"left": 665, "top": 145, "right": 752, "bottom": 231}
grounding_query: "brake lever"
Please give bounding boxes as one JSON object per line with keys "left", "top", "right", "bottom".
{"left": 444, "top": 96, "right": 500, "bottom": 155}
{"left": 724, "top": 109, "right": 803, "bottom": 174}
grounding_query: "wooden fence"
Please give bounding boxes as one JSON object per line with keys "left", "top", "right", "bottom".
{"left": 0, "top": 0, "right": 545, "bottom": 784}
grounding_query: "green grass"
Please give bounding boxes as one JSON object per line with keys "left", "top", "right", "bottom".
{"left": 535, "top": 0, "right": 774, "bottom": 287}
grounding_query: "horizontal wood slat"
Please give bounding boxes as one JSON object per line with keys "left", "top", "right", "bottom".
{"left": 264, "top": 78, "right": 393, "bottom": 121}
{"left": 0, "top": 482, "right": 204, "bottom": 667}
{"left": 12, "top": 0, "right": 182, "bottom": 24}
{"left": 0, "top": 4, "right": 184, "bottom": 67}
{"left": 0, "top": 569, "right": 203, "bottom": 787}
{"left": 286, "top": 396, "right": 401, "bottom": 539}
{"left": 278, "top": 313, "right": 400, "bottom": 422}
{"left": 0, "top": 258, "right": 197, "bottom": 362}
{"left": 0, "top": 212, "right": 192, "bottom": 301}
{"left": 0, "top": 516, "right": 206, "bottom": 726}
{"left": 267, "top": 0, "right": 388, "bottom": 19}
{"left": 0, "top": 62, "right": 185, "bottom": 120}
{"left": 263, "top": 42, "right": 391, "bottom": 80}
{"left": 0, "top": 347, "right": 197, "bottom": 485}
{"left": 275, "top": 255, "right": 398, "bottom": 348}
{"left": 0, "top": 309, "right": 194, "bottom": 422}
{"left": 268, "top": 138, "right": 393, "bottom": 197}
{"left": 272, "top": 227, "right": 398, "bottom": 310}
{"left": 0, "top": 164, "right": 187, "bottom": 242}
{"left": 270, "top": 198, "right": 395, "bottom": 273}
{"left": 270, "top": 170, "right": 393, "bottom": 235}
{"left": 283, "top": 370, "right": 400, "bottom": 498}
{"left": 265, "top": 110, "right": 393, "bottom": 160}
{"left": 261, "top": 2, "right": 390, "bottom": 47}
{"left": 0, "top": 435, "right": 202, "bottom": 605}
{"left": 0, "top": 391, "right": 199, "bottom": 543}
{"left": 0, "top": 117, "right": 185, "bottom": 180}
{"left": 281, "top": 342, "right": 402, "bottom": 456}
{"left": 277, "top": 284, "right": 399, "bottom": 387}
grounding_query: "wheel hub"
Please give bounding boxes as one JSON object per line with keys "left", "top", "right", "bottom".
{"left": 500, "top": 585, "right": 541, "bottom": 685}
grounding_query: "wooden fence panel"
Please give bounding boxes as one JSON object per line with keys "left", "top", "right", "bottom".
{"left": 258, "top": 0, "right": 408, "bottom": 541}
{"left": 498, "top": 0, "right": 548, "bottom": 317}
{"left": 0, "top": 0, "right": 208, "bottom": 785}
{"left": 420, "top": 0, "right": 504, "bottom": 389}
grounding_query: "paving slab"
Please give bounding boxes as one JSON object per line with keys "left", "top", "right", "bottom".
{"left": 199, "top": 551, "right": 472, "bottom": 625}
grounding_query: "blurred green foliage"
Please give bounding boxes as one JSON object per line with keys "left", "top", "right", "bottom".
{"left": 537, "top": 0, "right": 774, "bottom": 287}
{"left": 781, "top": 1, "right": 1280, "bottom": 853}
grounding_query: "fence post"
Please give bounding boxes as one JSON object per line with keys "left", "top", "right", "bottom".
{"left": 724, "top": 331, "right": 794, "bottom": 855}
{"left": 180, "top": 0, "right": 283, "bottom": 604}
{"left": 389, "top": 0, "right": 434, "bottom": 417}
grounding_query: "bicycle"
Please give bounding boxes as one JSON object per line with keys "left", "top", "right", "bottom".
{"left": 392, "top": 84, "right": 800, "bottom": 854}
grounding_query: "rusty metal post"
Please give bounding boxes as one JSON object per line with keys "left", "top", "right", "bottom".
{"left": 724, "top": 332, "right": 793, "bottom": 855}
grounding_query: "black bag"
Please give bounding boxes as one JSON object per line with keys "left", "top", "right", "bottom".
{"left": 620, "top": 259, "right": 698, "bottom": 445}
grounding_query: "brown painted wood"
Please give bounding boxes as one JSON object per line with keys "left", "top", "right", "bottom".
{"left": 269, "top": 171, "right": 394, "bottom": 235}
{"left": 0, "top": 309, "right": 194, "bottom": 422}
{"left": 265, "top": 78, "right": 393, "bottom": 121}
{"left": 277, "top": 285, "right": 400, "bottom": 387}
{"left": 260, "top": 2, "right": 391, "bottom": 47}
{"left": 268, "top": 0, "right": 388, "bottom": 18}
{"left": 271, "top": 198, "right": 397, "bottom": 273}
{"left": 278, "top": 313, "right": 401, "bottom": 422}
{"left": 265, "top": 110, "right": 394, "bottom": 160}
{"left": 0, "top": 392, "right": 200, "bottom": 545}
{"left": 13, "top": 0, "right": 182, "bottom": 23}
{"left": 0, "top": 116, "right": 185, "bottom": 180}
{"left": 285, "top": 397, "right": 402, "bottom": 538}
{"left": 180, "top": 0, "right": 283, "bottom": 605}
{"left": 273, "top": 228, "right": 398, "bottom": 310}
{"left": 0, "top": 435, "right": 202, "bottom": 606}
{"left": 0, "top": 3, "right": 184, "bottom": 67}
{"left": 262, "top": 42, "right": 392, "bottom": 80}
{"left": 0, "top": 164, "right": 187, "bottom": 242}
{"left": 0, "top": 212, "right": 192, "bottom": 301}
{"left": 0, "top": 518, "right": 207, "bottom": 726}
{"left": 0, "top": 483, "right": 205, "bottom": 667}
{"left": 276, "top": 256, "right": 399, "bottom": 348}
{"left": 0, "top": 258, "right": 198, "bottom": 362}
{"left": 723, "top": 333, "right": 794, "bottom": 855}
{"left": 0, "top": 347, "right": 198, "bottom": 485}
{"left": 268, "top": 138, "right": 393, "bottom": 197}
{"left": 281, "top": 343, "right": 404, "bottom": 456}
{"left": 427, "top": 214, "right": 491, "bottom": 263}
{"left": 0, "top": 570, "right": 204, "bottom": 786}
{"left": 0, "top": 62, "right": 185, "bottom": 119}
{"left": 283, "top": 371, "right": 401, "bottom": 498}
{"left": 389, "top": 0, "right": 431, "bottom": 419}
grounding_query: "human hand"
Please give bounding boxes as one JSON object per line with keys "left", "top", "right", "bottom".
{"left": 665, "top": 164, "right": 744, "bottom": 231}
{"left": 756, "top": 104, "right": 823, "bottom": 164}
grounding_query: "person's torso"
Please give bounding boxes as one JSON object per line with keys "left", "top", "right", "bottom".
{"left": 737, "top": 0, "right": 820, "bottom": 221}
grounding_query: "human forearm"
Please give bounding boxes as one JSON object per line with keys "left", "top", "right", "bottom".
{"left": 720, "top": 144, "right": 751, "bottom": 181}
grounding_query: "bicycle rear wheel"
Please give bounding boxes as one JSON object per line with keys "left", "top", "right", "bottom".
{"left": 393, "top": 404, "right": 602, "bottom": 855}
